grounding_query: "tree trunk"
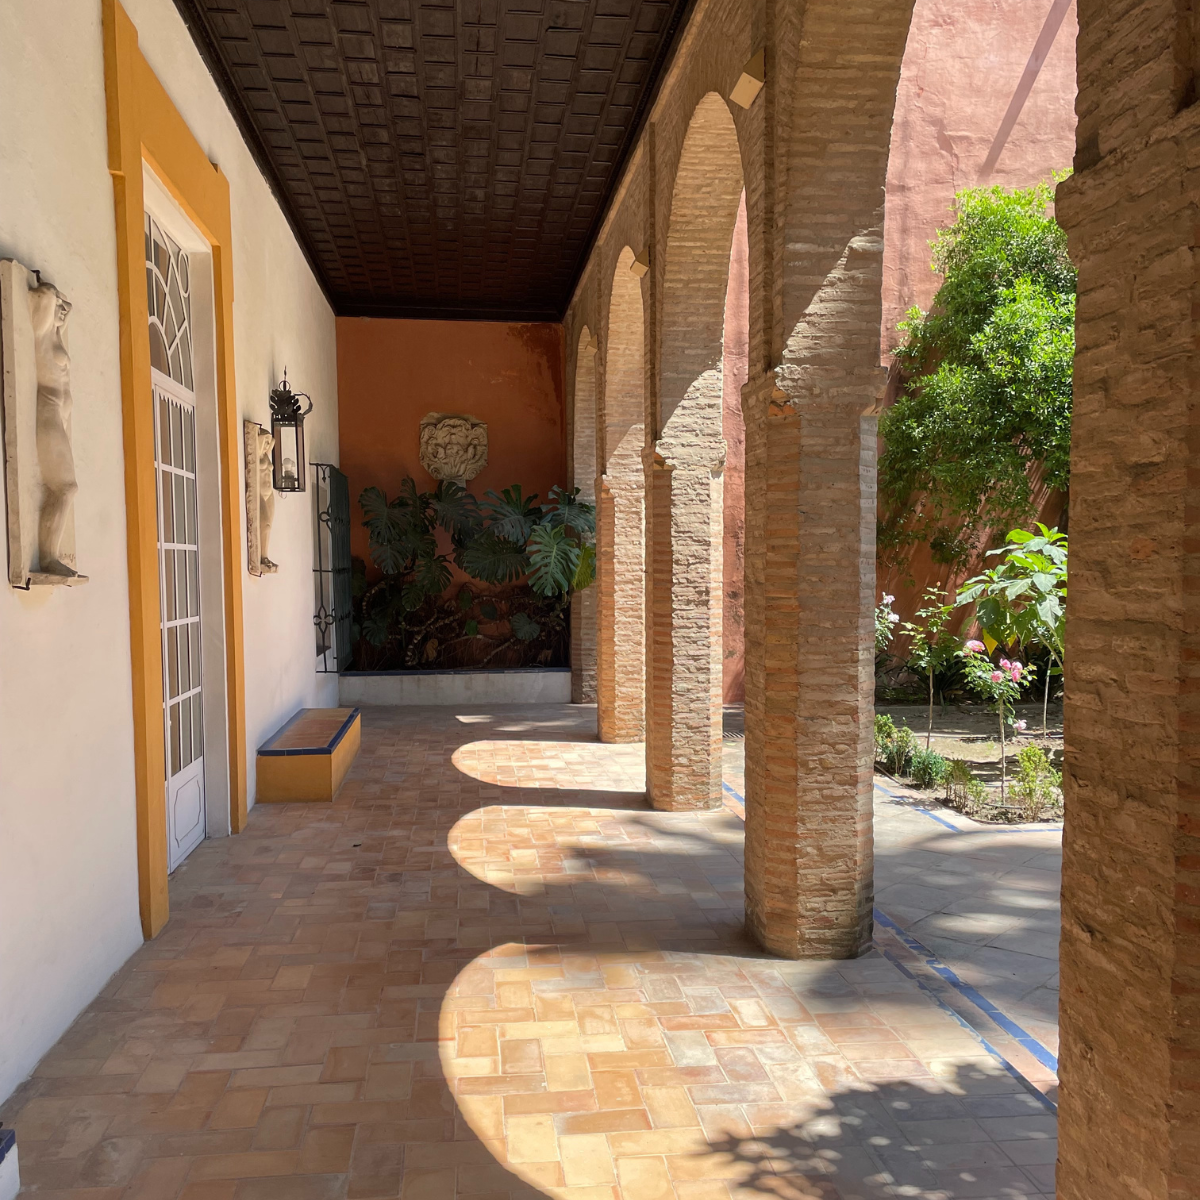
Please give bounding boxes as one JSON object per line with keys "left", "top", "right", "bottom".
{"left": 999, "top": 703, "right": 1007, "bottom": 803}
{"left": 927, "top": 669, "right": 934, "bottom": 750}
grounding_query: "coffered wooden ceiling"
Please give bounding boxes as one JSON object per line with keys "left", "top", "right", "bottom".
{"left": 173, "top": 0, "right": 693, "bottom": 320}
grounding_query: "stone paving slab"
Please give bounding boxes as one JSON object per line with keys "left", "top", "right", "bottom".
{"left": 1, "top": 704, "right": 1056, "bottom": 1199}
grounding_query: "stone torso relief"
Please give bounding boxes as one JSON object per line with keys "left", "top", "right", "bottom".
{"left": 243, "top": 420, "right": 277, "bottom": 576}
{"left": 30, "top": 283, "right": 79, "bottom": 579}
{"left": 1, "top": 260, "right": 87, "bottom": 587}
{"left": 419, "top": 413, "right": 488, "bottom": 487}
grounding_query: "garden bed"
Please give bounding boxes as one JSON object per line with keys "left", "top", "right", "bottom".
{"left": 876, "top": 701, "right": 1063, "bottom": 823}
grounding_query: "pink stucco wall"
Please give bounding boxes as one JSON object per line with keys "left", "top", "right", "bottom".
{"left": 882, "top": 0, "right": 1078, "bottom": 356}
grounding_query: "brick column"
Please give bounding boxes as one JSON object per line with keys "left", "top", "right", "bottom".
{"left": 1053, "top": 1, "right": 1200, "bottom": 1193}
{"left": 596, "top": 455, "right": 645, "bottom": 742}
{"left": 569, "top": 587, "right": 597, "bottom": 705}
{"left": 597, "top": 251, "right": 647, "bottom": 741}
{"left": 644, "top": 448, "right": 724, "bottom": 810}
{"left": 570, "top": 331, "right": 598, "bottom": 704}
{"left": 743, "top": 375, "right": 879, "bottom": 959}
{"left": 741, "top": 0, "right": 913, "bottom": 957}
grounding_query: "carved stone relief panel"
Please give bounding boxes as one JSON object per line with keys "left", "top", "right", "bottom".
{"left": 418, "top": 413, "right": 488, "bottom": 488}
{"left": 243, "top": 420, "right": 276, "bottom": 576}
{"left": 1, "top": 258, "right": 87, "bottom": 588}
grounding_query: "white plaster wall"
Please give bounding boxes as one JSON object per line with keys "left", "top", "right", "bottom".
{"left": 0, "top": 0, "right": 142, "bottom": 1108}
{"left": 0, "top": 0, "right": 338, "bottom": 1106}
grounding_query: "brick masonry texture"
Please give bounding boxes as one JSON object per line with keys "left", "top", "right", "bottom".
{"left": 560, "top": 0, "right": 1200, "bottom": 1191}
{"left": 597, "top": 249, "right": 647, "bottom": 745}
{"left": 1054, "top": 1, "right": 1200, "bottom": 1195}
{"left": 570, "top": 334, "right": 598, "bottom": 706}
{"left": 565, "top": 0, "right": 908, "bottom": 947}
{"left": 0, "top": 705, "right": 1059, "bottom": 1199}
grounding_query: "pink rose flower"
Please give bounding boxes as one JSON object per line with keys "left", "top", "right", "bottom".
{"left": 990, "top": 670, "right": 1004, "bottom": 683}
{"left": 1014, "top": 719, "right": 1027, "bottom": 732}
{"left": 965, "top": 640, "right": 985, "bottom": 654}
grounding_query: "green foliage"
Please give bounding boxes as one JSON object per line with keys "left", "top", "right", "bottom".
{"left": 573, "top": 543, "right": 597, "bottom": 591}
{"left": 355, "top": 475, "right": 596, "bottom": 671}
{"left": 543, "top": 485, "right": 597, "bottom": 536}
{"left": 958, "top": 524, "right": 1066, "bottom": 659}
{"left": 527, "top": 524, "right": 581, "bottom": 596}
{"left": 910, "top": 747, "right": 949, "bottom": 789}
{"left": 1011, "top": 744, "right": 1062, "bottom": 822}
{"left": 874, "top": 714, "right": 918, "bottom": 776}
{"left": 944, "top": 759, "right": 975, "bottom": 810}
{"left": 902, "top": 586, "right": 961, "bottom": 746}
{"left": 874, "top": 714, "right": 897, "bottom": 763}
{"left": 481, "top": 485, "right": 542, "bottom": 544}
{"left": 460, "top": 532, "right": 530, "bottom": 583}
{"left": 958, "top": 643, "right": 1036, "bottom": 801}
{"left": 511, "top": 612, "right": 541, "bottom": 641}
{"left": 879, "top": 180, "right": 1075, "bottom": 565}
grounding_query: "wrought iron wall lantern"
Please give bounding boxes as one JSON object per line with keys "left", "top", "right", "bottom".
{"left": 268, "top": 370, "right": 313, "bottom": 492}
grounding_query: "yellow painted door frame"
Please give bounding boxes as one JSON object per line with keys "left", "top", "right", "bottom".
{"left": 103, "top": 0, "right": 248, "bottom": 938}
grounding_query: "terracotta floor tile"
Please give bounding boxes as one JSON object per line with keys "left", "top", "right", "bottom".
{"left": 3, "top": 704, "right": 1057, "bottom": 1200}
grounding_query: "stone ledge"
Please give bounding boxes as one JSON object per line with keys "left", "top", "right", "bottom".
{"left": 338, "top": 667, "right": 573, "bottom": 707}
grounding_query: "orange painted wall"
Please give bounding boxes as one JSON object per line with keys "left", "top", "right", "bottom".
{"left": 336, "top": 318, "right": 566, "bottom": 567}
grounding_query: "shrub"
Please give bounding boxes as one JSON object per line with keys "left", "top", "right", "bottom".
{"left": 944, "top": 759, "right": 976, "bottom": 811}
{"left": 1011, "top": 744, "right": 1062, "bottom": 822}
{"left": 875, "top": 714, "right": 918, "bottom": 776}
{"left": 874, "top": 714, "right": 897, "bottom": 763}
{"left": 910, "top": 748, "right": 949, "bottom": 789}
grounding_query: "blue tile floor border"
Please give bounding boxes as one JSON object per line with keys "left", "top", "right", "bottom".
{"left": 719, "top": 777, "right": 1057, "bottom": 1111}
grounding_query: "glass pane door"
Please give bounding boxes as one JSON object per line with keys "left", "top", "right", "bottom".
{"left": 153, "top": 372, "right": 206, "bottom": 869}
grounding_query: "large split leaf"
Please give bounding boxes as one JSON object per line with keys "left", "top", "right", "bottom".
{"left": 460, "top": 532, "right": 530, "bottom": 583}
{"left": 527, "top": 524, "right": 580, "bottom": 596}
{"left": 481, "top": 485, "right": 542, "bottom": 544}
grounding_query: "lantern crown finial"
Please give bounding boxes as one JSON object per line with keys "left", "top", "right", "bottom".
{"left": 269, "top": 371, "right": 313, "bottom": 423}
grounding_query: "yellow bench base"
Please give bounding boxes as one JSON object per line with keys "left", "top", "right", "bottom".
{"left": 256, "top": 707, "right": 361, "bottom": 803}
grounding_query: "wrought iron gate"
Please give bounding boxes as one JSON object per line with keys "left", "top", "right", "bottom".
{"left": 313, "top": 463, "right": 352, "bottom": 673}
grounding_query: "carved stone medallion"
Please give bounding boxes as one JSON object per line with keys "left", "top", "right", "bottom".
{"left": 419, "top": 413, "right": 487, "bottom": 487}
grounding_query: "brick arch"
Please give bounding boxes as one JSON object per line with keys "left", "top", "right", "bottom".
{"left": 571, "top": 325, "right": 597, "bottom": 504}
{"left": 596, "top": 248, "right": 647, "bottom": 743}
{"left": 569, "top": 325, "right": 598, "bottom": 704}
{"left": 660, "top": 90, "right": 746, "bottom": 444}
{"left": 605, "top": 248, "right": 644, "bottom": 471}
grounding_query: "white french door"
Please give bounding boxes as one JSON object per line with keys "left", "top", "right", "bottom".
{"left": 153, "top": 371, "right": 206, "bottom": 870}
{"left": 147, "top": 209, "right": 206, "bottom": 870}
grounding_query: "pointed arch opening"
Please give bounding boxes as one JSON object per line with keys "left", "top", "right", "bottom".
{"left": 644, "top": 91, "right": 745, "bottom": 811}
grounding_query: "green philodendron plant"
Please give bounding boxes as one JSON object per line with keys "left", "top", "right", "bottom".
{"left": 355, "top": 478, "right": 595, "bottom": 670}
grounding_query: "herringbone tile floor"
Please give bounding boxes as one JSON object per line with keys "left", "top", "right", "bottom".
{"left": 1, "top": 705, "right": 1055, "bottom": 1199}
